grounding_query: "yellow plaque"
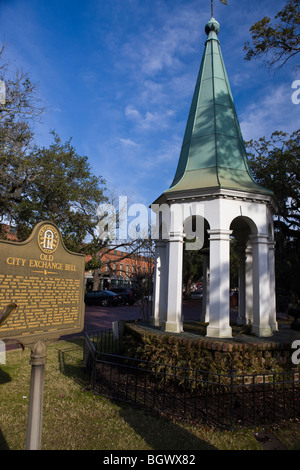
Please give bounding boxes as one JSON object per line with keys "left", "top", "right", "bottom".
{"left": 0, "top": 221, "right": 85, "bottom": 346}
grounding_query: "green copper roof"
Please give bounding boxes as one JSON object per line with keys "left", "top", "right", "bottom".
{"left": 165, "top": 18, "right": 272, "bottom": 196}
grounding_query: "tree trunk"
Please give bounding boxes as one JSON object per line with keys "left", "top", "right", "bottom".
{"left": 92, "top": 269, "right": 100, "bottom": 291}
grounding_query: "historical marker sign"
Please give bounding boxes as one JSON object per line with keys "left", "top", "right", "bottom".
{"left": 0, "top": 221, "right": 85, "bottom": 346}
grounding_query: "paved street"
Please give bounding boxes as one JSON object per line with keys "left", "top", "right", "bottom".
{"left": 83, "top": 300, "right": 210, "bottom": 331}
{"left": 84, "top": 302, "right": 144, "bottom": 331}
{"left": 82, "top": 299, "right": 300, "bottom": 346}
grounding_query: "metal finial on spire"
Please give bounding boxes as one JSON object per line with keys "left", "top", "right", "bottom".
{"left": 205, "top": 17, "right": 220, "bottom": 36}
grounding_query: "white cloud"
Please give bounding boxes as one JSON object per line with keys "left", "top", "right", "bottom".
{"left": 121, "top": 4, "right": 203, "bottom": 78}
{"left": 125, "top": 105, "right": 141, "bottom": 120}
{"left": 240, "top": 83, "right": 300, "bottom": 140}
{"left": 119, "top": 138, "right": 139, "bottom": 147}
{"left": 125, "top": 105, "right": 175, "bottom": 130}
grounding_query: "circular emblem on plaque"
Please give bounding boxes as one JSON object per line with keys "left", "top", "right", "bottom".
{"left": 38, "top": 225, "right": 59, "bottom": 254}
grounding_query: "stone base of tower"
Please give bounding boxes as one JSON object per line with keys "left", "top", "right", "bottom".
{"left": 206, "top": 325, "right": 232, "bottom": 338}
{"left": 161, "top": 320, "right": 184, "bottom": 333}
{"left": 251, "top": 324, "right": 273, "bottom": 337}
{"left": 124, "top": 321, "right": 299, "bottom": 373}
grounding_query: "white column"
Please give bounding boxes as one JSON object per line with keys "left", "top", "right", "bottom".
{"left": 151, "top": 240, "right": 167, "bottom": 327}
{"left": 269, "top": 241, "right": 278, "bottom": 332}
{"left": 245, "top": 243, "right": 253, "bottom": 325}
{"left": 237, "top": 243, "right": 246, "bottom": 325}
{"left": 200, "top": 253, "right": 209, "bottom": 323}
{"left": 162, "top": 230, "right": 184, "bottom": 333}
{"left": 251, "top": 234, "right": 273, "bottom": 337}
{"left": 206, "top": 229, "right": 232, "bottom": 338}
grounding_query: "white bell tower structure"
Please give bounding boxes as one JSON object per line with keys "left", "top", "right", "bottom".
{"left": 151, "top": 17, "right": 278, "bottom": 338}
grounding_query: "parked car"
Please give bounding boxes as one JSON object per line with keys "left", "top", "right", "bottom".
{"left": 191, "top": 288, "right": 203, "bottom": 300}
{"left": 84, "top": 290, "right": 123, "bottom": 307}
{"left": 109, "top": 287, "right": 138, "bottom": 305}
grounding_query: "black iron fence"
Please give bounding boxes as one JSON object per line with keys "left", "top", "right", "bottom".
{"left": 83, "top": 329, "right": 300, "bottom": 429}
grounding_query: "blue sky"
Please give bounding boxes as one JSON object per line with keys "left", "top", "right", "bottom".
{"left": 0, "top": 0, "right": 299, "bottom": 207}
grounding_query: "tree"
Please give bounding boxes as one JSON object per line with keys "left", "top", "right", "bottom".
{"left": 182, "top": 249, "right": 203, "bottom": 298}
{"left": 246, "top": 130, "right": 300, "bottom": 238}
{"left": 244, "top": 0, "right": 300, "bottom": 70}
{"left": 19, "top": 133, "right": 106, "bottom": 248}
{"left": 0, "top": 46, "right": 107, "bottom": 252}
{"left": 243, "top": 3, "right": 300, "bottom": 299}
{"left": 83, "top": 189, "right": 154, "bottom": 291}
{"left": 0, "top": 46, "right": 46, "bottom": 231}
{"left": 0, "top": 45, "right": 45, "bottom": 126}
{"left": 246, "top": 130, "right": 300, "bottom": 297}
{"left": 0, "top": 45, "right": 155, "bottom": 295}
{"left": 0, "top": 129, "right": 107, "bottom": 250}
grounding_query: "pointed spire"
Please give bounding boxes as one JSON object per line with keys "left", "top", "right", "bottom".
{"left": 165, "top": 17, "right": 272, "bottom": 196}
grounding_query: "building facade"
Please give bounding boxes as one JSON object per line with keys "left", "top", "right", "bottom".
{"left": 85, "top": 249, "right": 154, "bottom": 291}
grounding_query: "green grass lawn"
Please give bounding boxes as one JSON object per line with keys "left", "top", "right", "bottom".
{"left": 1, "top": 337, "right": 299, "bottom": 451}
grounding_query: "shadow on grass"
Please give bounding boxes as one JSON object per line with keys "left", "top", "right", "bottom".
{"left": 57, "top": 338, "right": 216, "bottom": 451}
{"left": 0, "top": 367, "right": 12, "bottom": 385}
{"left": 117, "top": 402, "right": 217, "bottom": 450}
{"left": 0, "top": 428, "right": 9, "bottom": 450}
{"left": 57, "top": 337, "right": 89, "bottom": 388}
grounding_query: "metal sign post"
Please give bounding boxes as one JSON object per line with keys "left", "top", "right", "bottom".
{"left": 25, "top": 340, "right": 47, "bottom": 450}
